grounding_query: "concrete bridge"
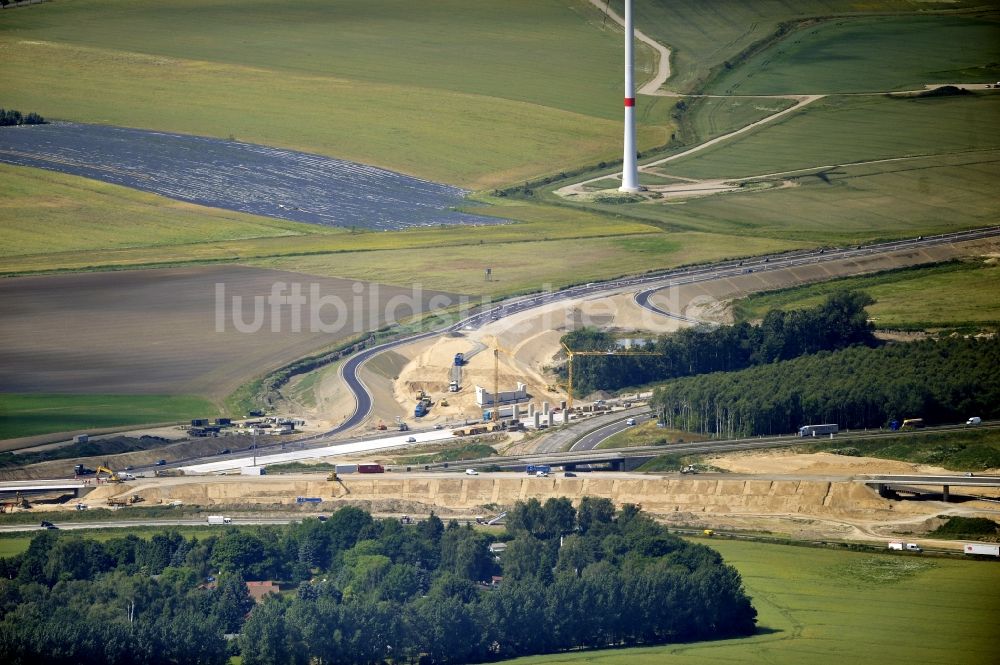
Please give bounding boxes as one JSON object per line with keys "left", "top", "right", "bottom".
{"left": 860, "top": 474, "right": 1000, "bottom": 502}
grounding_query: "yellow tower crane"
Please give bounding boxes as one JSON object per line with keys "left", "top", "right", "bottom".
{"left": 560, "top": 343, "right": 659, "bottom": 412}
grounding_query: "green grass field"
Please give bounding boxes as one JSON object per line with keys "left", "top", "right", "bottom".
{"left": 0, "top": 394, "right": 218, "bottom": 441}
{"left": 733, "top": 259, "right": 1000, "bottom": 331}
{"left": 618, "top": 0, "right": 988, "bottom": 93}
{"left": 595, "top": 421, "right": 706, "bottom": 449}
{"left": 249, "top": 231, "right": 806, "bottom": 296}
{"left": 661, "top": 94, "right": 1000, "bottom": 180}
{"left": 676, "top": 96, "right": 796, "bottom": 144}
{"left": 550, "top": 94, "right": 1000, "bottom": 244}
{"left": 505, "top": 538, "right": 1000, "bottom": 665}
{"left": 0, "top": 0, "right": 673, "bottom": 190}
{"left": 706, "top": 14, "right": 1000, "bottom": 95}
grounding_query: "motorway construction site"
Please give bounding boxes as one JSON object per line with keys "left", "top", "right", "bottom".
{"left": 36, "top": 448, "right": 999, "bottom": 549}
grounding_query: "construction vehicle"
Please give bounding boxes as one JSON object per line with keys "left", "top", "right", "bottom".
{"left": 476, "top": 511, "right": 507, "bottom": 525}
{"left": 106, "top": 494, "right": 144, "bottom": 507}
{"left": 415, "top": 402, "right": 428, "bottom": 417}
{"left": 95, "top": 465, "right": 124, "bottom": 483}
{"left": 376, "top": 420, "right": 388, "bottom": 431}
{"left": 449, "top": 380, "right": 459, "bottom": 392}
{"left": 327, "top": 471, "right": 339, "bottom": 481}
{"left": 73, "top": 464, "right": 95, "bottom": 476}
{"left": 440, "top": 398, "right": 449, "bottom": 407}
{"left": 680, "top": 465, "right": 698, "bottom": 474}
{"left": 1, "top": 492, "right": 31, "bottom": 512}
{"left": 454, "top": 353, "right": 465, "bottom": 366}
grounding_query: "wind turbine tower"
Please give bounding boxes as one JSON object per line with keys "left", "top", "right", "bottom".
{"left": 619, "top": 0, "right": 641, "bottom": 193}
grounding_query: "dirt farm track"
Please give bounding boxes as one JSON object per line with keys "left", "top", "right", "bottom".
{"left": 0, "top": 265, "right": 455, "bottom": 398}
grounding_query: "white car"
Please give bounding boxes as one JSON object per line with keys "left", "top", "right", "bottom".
{"left": 465, "top": 468, "right": 478, "bottom": 476}
{"left": 406, "top": 436, "right": 416, "bottom": 443}
{"left": 966, "top": 416, "right": 982, "bottom": 426}
{"left": 626, "top": 418, "right": 636, "bottom": 426}
{"left": 535, "top": 470, "right": 549, "bottom": 478}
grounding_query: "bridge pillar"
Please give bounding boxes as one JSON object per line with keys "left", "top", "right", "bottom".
{"left": 609, "top": 460, "right": 623, "bottom": 472}
{"left": 942, "top": 485, "right": 950, "bottom": 502}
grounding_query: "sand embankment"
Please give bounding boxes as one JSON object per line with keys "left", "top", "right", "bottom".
{"left": 87, "top": 473, "right": 904, "bottom": 520}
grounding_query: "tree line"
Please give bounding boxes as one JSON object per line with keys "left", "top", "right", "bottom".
{"left": 0, "top": 501, "right": 756, "bottom": 664}
{"left": 0, "top": 109, "right": 46, "bottom": 126}
{"left": 651, "top": 335, "right": 1000, "bottom": 437}
{"left": 563, "top": 291, "right": 875, "bottom": 395}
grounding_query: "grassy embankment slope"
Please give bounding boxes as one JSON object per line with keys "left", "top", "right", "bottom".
{"left": 802, "top": 428, "right": 1000, "bottom": 472}
{"left": 733, "top": 259, "right": 1000, "bottom": 332}
{"left": 507, "top": 538, "right": 1000, "bottom": 665}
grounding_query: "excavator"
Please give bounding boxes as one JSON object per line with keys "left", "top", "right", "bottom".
{"left": 95, "top": 465, "right": 123, "bottom": 483}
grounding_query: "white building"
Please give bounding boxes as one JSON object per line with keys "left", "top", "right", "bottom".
{"left": 475, "top": 382, "right": 527, "bottom": 407}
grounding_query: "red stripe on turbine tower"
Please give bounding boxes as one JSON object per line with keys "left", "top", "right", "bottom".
{"left": 619, "top": 0, "right": 641, "bottom": 192}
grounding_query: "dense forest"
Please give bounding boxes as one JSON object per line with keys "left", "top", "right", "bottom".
{"left": 563, "top": 291, "right": 875, "bottom": 395}
{"left": 651, "top": 336, "right": 1000, "bottom": 437}
{"left": 0, "top": 500, "right": 756, "bottom": 664}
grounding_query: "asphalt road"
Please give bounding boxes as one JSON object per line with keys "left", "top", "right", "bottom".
{"left": 325, "top": 226, "right": 1000, "bottom": 443}
{"left": 570, "top": 411, "right": 654, "bottom": 451}
{"left": 0, "top": 517, "right": 301, "bottom": 534}
{"left": 137, "top": 226, "right": 1000, "bottom": 473}
{"left": 863, "top": 474, "right": 1000, "bottom": 488}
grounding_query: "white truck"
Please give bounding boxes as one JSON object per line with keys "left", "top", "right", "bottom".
{"left": 207, "top": 515, "right": 232, "bottom": 525}
{"left": 963, "top": 543, "right": 1000, "bottom": 557}
{"left": 887, "top": 542, "right": 921, "bottom": 552}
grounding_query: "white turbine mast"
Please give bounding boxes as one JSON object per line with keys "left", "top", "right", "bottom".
{"left": 619, "top": 0, "right": 642, "bottom": 193}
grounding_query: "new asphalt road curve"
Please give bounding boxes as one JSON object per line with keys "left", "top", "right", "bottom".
{"left": 326, "top": 226, "right": 1000, "bottom": 439}
{"left": 129, "top": 226, "right": 1000, "bottom": 472}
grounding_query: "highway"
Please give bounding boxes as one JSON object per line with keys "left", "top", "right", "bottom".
{"left": 180, "top": 428, "right": 454, "bottom": 473}
{"left": 456, "top": 421, "right": 1000, "bottom": 471}
{"left": 0, "top": 517, "right": 301, "bottom": 534}
{"left": 861, "top": 474, "right": 1000, "bottom": 489}
{"left": 317, "top": 226, "right": 1000, "bottom": 442}
{"left": 103, "top": 226, "right": 1000, "bottom": 475}
{"left": 570, "top": 411, "right": 654, "bottom": 451}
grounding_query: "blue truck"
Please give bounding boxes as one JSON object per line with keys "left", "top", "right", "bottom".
{"left": 454, "top": 352, "right": 465, "bottom": 366}
{"left": 415, "top": 402, "right": 428, "bottom": 417}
